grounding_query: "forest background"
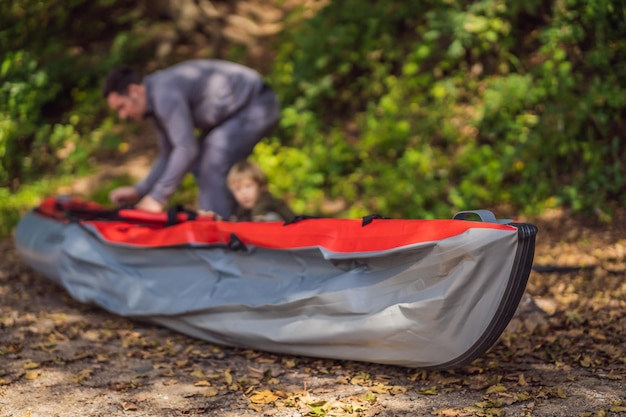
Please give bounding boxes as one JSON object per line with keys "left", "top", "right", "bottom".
{"left": 1, "top": 0, "right": 625, "bottom": 236}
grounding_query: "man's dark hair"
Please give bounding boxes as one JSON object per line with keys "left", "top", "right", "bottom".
{"left": 102, "top": 67, "right": 144, "bottom": 98}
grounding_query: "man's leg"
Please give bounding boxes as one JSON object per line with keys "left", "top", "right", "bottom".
{"left": 196, "top": 89, "right": 280, "bottom": 218}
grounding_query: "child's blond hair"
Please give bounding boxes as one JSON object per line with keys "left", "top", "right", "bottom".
{"left": 227, "top": 160, "right": 268, "bottom": 188}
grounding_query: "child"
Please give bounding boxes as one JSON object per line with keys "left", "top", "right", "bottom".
{"left": 227, "top": 160, "right": 295, "bottom": 222}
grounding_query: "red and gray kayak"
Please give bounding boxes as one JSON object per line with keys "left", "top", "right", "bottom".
{"left": 14, "top": 196, "right": 537, "bottom": 369}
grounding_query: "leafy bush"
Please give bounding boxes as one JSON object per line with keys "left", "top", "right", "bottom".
{"left": 0, "top": 0, "right": 152, "bottom": 234}
{"left": 270, "top": 0, "right": 626, "bottom": 218}
{"left": 3, "top": 1, "right": 155, "bottom": 183}
{"left": 2, "top": 0, "right": 625, "bottom": 239}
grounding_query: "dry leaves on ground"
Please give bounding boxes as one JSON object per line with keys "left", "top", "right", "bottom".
{"left": 1, "top": 208, "right": 625, "bottom": 416}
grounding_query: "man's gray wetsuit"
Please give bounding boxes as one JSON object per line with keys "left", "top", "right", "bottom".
{"left": 134, "top": 59, "right": 280, "bottom": 218}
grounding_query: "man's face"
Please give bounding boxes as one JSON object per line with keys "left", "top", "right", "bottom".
{"left": 106, "top": 85, "right": 146, "bottom": 121}
{"left": 229, "top": 177, "right": 262, "bottom": 210}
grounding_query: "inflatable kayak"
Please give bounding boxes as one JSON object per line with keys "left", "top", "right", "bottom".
{"left": 14, "top": 196, "right": 537, "bottom": 369}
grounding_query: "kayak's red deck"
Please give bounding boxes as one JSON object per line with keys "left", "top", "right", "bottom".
{"left": 35, "top": 197, "right": 516, "bottom": 251}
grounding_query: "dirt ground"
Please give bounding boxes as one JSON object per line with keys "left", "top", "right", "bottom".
{"left": 1, "top": 204, "right": 625, "bottom": 417}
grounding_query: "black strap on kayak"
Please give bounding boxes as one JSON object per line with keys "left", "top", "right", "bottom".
{"left": 227, "top": 233, "right": 247, "bottom": 251}
{"left": 283, "top": 214, "right": 322, "bottom": 226}
{"left": 54, "top": 205, "right": 124, "bottom": 223}
{"left": 165, "top": 205, "right": 198, "bottom": 226}
{"left": 361, "top": 214, "right": 390, "bottom": 226}
{"left": 51, "top": 197, "right": 200, "bottom": 226}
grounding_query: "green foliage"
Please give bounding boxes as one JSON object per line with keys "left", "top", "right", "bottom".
{"left": 252, "top": 139, "right": 326, "bottom": 215}
{"left": 1, "top": 51, "right": 61, "bottom": 188}
{"left": 0, "top": 176, "right": 74, "bottom": 238}
{"left": 270, "top": 0, "right": 626, "bottom": 218}
{"left": 0, "top": 0, "right": 151, "bottom": 235}
{"left": 2, "top": 0, "right": 626, "bottom": 238}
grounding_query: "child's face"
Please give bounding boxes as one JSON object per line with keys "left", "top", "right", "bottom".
{"left": 229, "top": 177, "right": 261, "bottom": 209}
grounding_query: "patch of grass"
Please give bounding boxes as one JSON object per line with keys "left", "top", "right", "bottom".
{"left": 0, "top": 176, "right": 75, "bottom": 238}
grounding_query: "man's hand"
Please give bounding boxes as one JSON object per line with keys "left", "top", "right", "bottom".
{"left": 198, "top": 210, "right": 222, "bottom": 221}
{"left": 109, "top": 186, "right": 140, "bottom": 207}
{"left": 135, "top": 195, "right": 164, "bottom": 213}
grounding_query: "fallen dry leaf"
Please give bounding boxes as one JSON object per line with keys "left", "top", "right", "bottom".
{"left": 224, "top": 369, "right": 233, "bottom": 385}
{"left": 22, "top": 361, "right": 40, "bottom": 370}
{"left": 249, "top": 390, "right": 279, "bottom": 404}
{"left": 193, "top": 380, "right": 211, "bottom": 386}
{"left": 120, "top": 401, "right": 138, "bottom": 411}
{"left": 189, "top": 369, "right": 205, "bottom": 378}
{"left": 24, "top": 371, "right": 41, "bottom": 380}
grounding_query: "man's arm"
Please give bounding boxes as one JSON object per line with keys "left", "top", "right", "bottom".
{"left": 145, "top": 95, "right": 199, "bottom": 206}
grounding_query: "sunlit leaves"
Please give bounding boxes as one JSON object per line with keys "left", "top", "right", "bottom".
{"left": 269, "top": 0, "right": 626, "bottom": 220}
{"left": 2, "top": 0, "right": 625, "bottom": 234}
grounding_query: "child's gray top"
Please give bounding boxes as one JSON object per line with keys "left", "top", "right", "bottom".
{"left": 135, "top": 59, "right": 266, "bottom": 204}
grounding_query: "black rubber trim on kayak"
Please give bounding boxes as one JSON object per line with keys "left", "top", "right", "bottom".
{"left": 425, "top": 222, "right": 539, "bottom": 371}
{"left": 227, "top": 233, "right": 247, "bottom": 252}
{"left": 166, "top": 205, "right": 198, "bottom": 226}
{"left": 40, "top": 205, "right": 123, "bottom": 223}
{"left": 38, "top": 202, "right": 202, "bottom": 227}
{"left": 283, "top": 215, "right": 322, "bottom": 226}
{"left": 361, "top": 214, "right": 390, "bottom": 227}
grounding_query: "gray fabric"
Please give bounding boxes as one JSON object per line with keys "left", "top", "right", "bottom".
{"left": 15, "top": 211, "right": 520, "bottom": 368}
{"left": 134, "top": 60, "right": 280, "bottom": 217}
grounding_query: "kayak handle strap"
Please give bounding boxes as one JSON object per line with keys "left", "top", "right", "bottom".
{"left": 453, "top": 210, "right": 513, "bottom": 225}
